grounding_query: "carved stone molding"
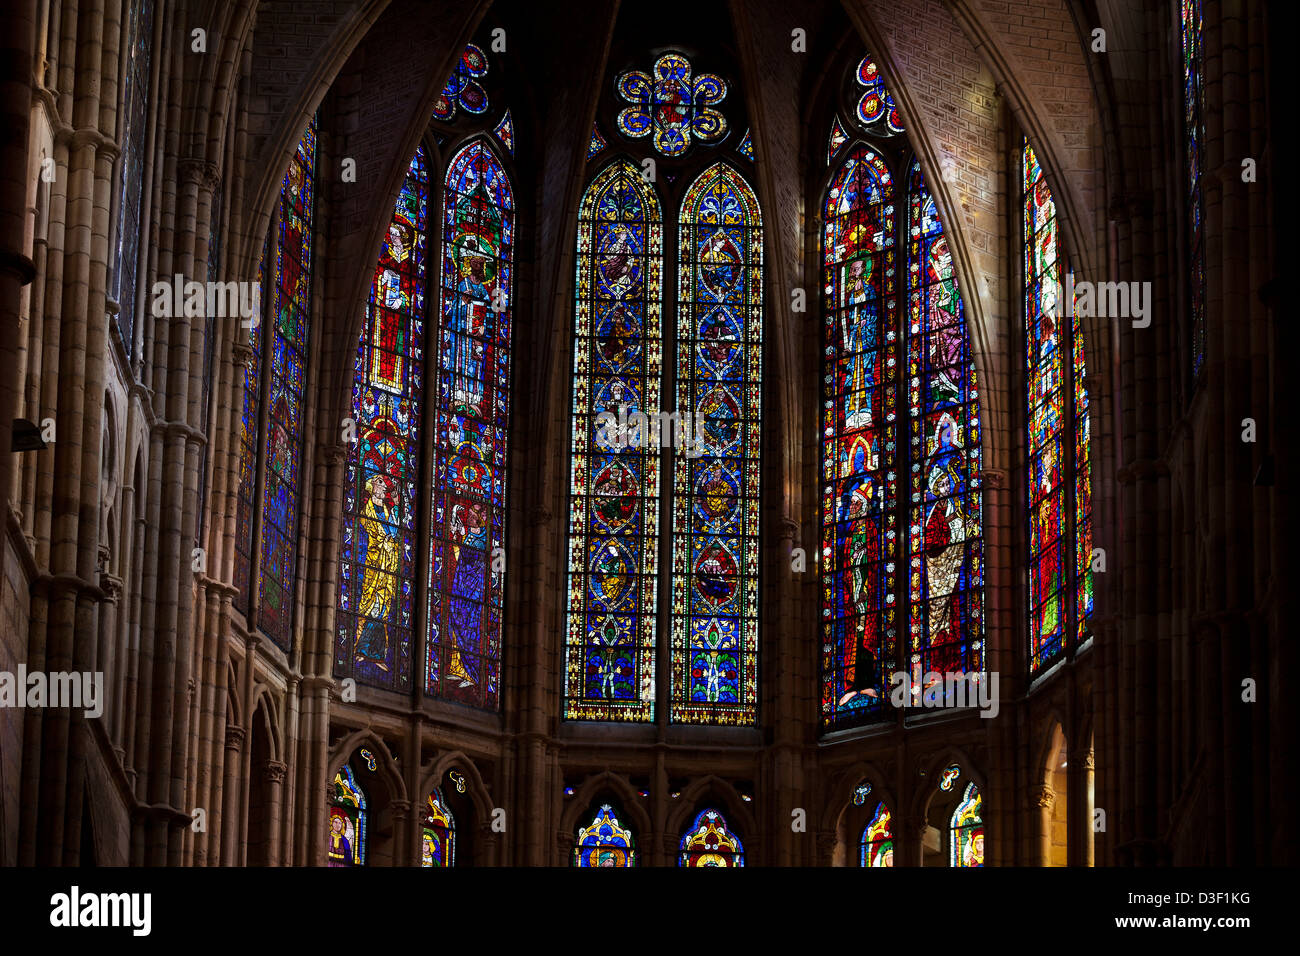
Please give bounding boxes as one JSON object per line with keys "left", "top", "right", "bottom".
{"left": 1029, "top": 784, "right": 1056, "bottom": 811}
{"left": 231, "top": 342, "right": 254, "bottom": 367}
{"left": 321, "top": 443, "right": 348, "bottom": 467}
{"left": 99, "top": 573, "right": 123, "bottom": 605}
{"left": 178, "top": 157, "right": 221, "bottom": 189}
{"left": 979, "top": 469, "right": 1007, "bottom": 489}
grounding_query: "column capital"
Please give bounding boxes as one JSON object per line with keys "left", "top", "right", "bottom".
{"left": 321, "top": 443, "right": 349, "bottom": 466}
{"left": 1028, "top": 783, "right": 1056, "bottom": 811}
{"left": 225, "top": 726, "right": 246, "bottom": 751}
{"left": 979, "top": 469, "right": 1007, "bottom": 489}
{"left": 266, "top": 760, "right": 288, "bottom": 784}
{"left": 178, "top": 157, "right": 221, "bottom": 189}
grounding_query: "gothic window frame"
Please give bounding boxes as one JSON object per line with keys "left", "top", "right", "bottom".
{"left": 331, "top": 36, "right": 522, "bottom": 709}
{"left": 1020, "top": 136, "right": 1093, "bottom": 680}
{"left": 564, "top": 57, "right": 763, "bottom": 726}
{"left": 817, "top": 50, "right": 985, "bottom": 735}
{"left": 234, "top": 116, "right": 318, "bottom": 654}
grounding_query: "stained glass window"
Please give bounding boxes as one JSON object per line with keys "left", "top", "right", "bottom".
{"left": 589, "top": 124, "right": 608, "bottom": 159}
{"left": 336, "top": 146, "right": 428, "bottom": 691}
{"left": 827, "top": 116, "right": 848, "bottom": 165}
{"left": 616, "top": 53, "right": 728, "bottom": 157}
{"left": 257, "top": 119, "right": 317, "bottom": 648}
{"left": 905, "top": 161, "right": 983, "bottom": 687}
{"left": 564, "top": 160, "right": 663, "bottom": 722}
{"left": 736, "top": 128, "right": 754, "bottom": 161}
{"left": 820, "top": 144, "right": 898, "bottom": 728}
{"left": 671, "top": 163, "right": 762, "bottom": 725}
{"left": 573, "top": 804, "right": 637, "bottom": 866}
{"left": 433, "top": 43, "right": 489, "bottom": 121}
{"left": 678, "top": 808, "right": 744, "bottom": 866}
{"left": 1181, "top": 0, "right": 1205, "bottom": 377}
{"left": 421, "top": 787, "right": 455, "bottom": 867}
{"left": 1023, "top": 140, "right": 1091, "bottom": 675}
{"left": 820, "top": 108, "right": 982, "bottom": 727}
{"left": 950, "top": 781, "right": 983, "bottom": 867}
{"left": 233, "top": 120, "right": 317, "bottom": 636}
{"left": 853, "top": 780, "right": 872, "bottom": 806}
{"left": 233, "top": 234, "right": 268, "bottom": 615}
{"left": 426, "top": 139, "right": 514, "bottom": 708}
{"left": 111, "top": 0, "right": 154, "bottom": 356}
{"left": 493, "top": 109, "right": 515, "bottom": 155}
{"left": 329, "top": 766, "right": 366, "bottom": 866}
{"left": 854, "top": 53, "right": 903, "bottom": 134}
{"left": 860, "top": 801, "right": 894, "bottom": 866}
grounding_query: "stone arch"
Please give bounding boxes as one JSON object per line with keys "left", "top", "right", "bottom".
{"left": 560, "top": 771, "right": 653, "bottom": 866}
{"left": 915, "top": 747, "right": 987, "bottom": 867}
{"left": 822, "top": 760, "right": 900, "bottom": 867}
{"left": 245, "top": 696, "right": 281, "bottom": 864}
{"left": 667, "top": 775, "right": 757, "bottom": 865}
{"left": 418, "top": 750, "right": 494, "bottom": 865}
{"left": 1038, "top": 721, "right": 1070, "bottom": 866}
{"left": 327, "top": 729, "right": 408, "bottom": 866}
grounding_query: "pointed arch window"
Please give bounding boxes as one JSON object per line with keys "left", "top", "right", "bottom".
{"left": 336, "top": 146, "right": 428, "bottom": 690}
{"left": 331, "top": 39, "right": 515, "bottom": 706}
{"left": 565, "top": 160, "right": 664, "bottom": 722}
{"left": 671, "top": 163, "right": 763, "bottom": 725}
{"left": 819, "top": 58, "right": 982, "bottom": 732}
{"left": 573, "top": 803, "right": 638, "bottom": 866}
{"left": 233, "top": 117, "right": 317, "bottom": 651}
{"left": 568, "top": 47, "right": 761, "bottom": 727}
{"left": 421, "top": 787, "right": 456, "bottom": 866}
{"left": 678, "top": 808, "right": 744, "bottom": 866}
{"left": 949, "top": 782, "right": 984, "bottom": 867}
{"left": 860, "top": 800, "right": 894, "bottom": 867}
{"left": 329, "top": 765, "right": 367, "bottom": 866}
{"left": 1022, "top": 140, "right": 1092, "bottom": 675}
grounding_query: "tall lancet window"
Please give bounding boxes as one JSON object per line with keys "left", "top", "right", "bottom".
{"left": 233, "top": 117, "right": 317, "bottom": 650}
{"left": 904, "top": 161, "right": 983, "bottom": 686}
{"left": 564, "top": 160, "right": 664, "bottom": 722}
{"left": 1181, "top": 0, "right": 1206, "bottom": 378}
{"left": 819, "top": 54, "right": 982, "bottom": 732}
{"left": 671, "top": 163, "right": 763, "bottom": 725}
{"left": 566, "top": 46, "right": 759, "bottom": 726}
{"left": 1022, "top": 140, "right": 1092, "bottom": 675}
{"left": 426, "top": 138, "right": 514, "bottom": 708}
{"left": 333, "top": 40, "right": 516, "bottom": 706}
{"left": 820, "top": 144, "right": 899, "bottom": 729}
{"left": 336, "top": 147, "right": 429, "bottom": 690}
{"left": 111, "top": 0, "right": 155, "bottom": 356}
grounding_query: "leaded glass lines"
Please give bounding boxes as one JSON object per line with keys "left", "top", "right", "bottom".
{"left": 426, "top": 139, "right": 514, "bottom": 709}
{"left": 565, "top": 160, "right": 663, "bottom": 722}
{"left": 336, "top": 146, "right": 428, "bottom": 690}
{"left": 905, "top": 162, "right": 983, "bottom": 684}
{"left": 1023, "top": 140, "right": 1091, "bottom": 676}
{"left": 820, "top": 145, "right": 898, "bottom": 729}
{"left": 671, "top": 163, "right": 762, "bottom": 725}
{"left": 819, "top": 141, "right": 984, "bottom": 731}
{"left": 616, "top": 53, "right": 728, "bottom": 157}
{"left": 246, "top": 115, "right": 321, "bottom": 647}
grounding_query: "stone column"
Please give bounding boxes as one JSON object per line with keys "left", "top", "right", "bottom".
{"left": 220, "top": 725, "right": 244, "bottom": 865}
{"left": 264, "top": 759, "right": 287, "bottom": 866}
